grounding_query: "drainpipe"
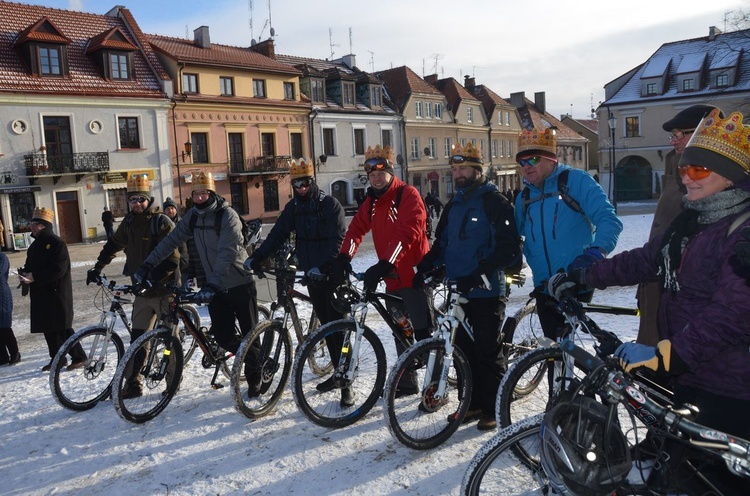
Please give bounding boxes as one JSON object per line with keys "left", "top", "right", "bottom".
{"left": 399, "top": 113, "right": 408, "bottom": 182}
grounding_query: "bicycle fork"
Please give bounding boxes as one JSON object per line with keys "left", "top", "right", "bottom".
{"left": 334, "top": 304, "right": 368, "bottom": 387}
{"left": 423, "top": 327, "right": 455, "bottom": 402}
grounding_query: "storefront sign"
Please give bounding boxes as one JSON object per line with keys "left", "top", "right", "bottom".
{"left": 101, "top": 170, "right": 156, "bottom": 183}
{"left": 0, "top": 186, "right": 41, "bottom": 194}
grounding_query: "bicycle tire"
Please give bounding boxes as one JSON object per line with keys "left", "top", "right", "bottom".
{"left": 496, "top": 345, "right": 587, "bottom": 428}
{"left": 258, "top": 304, "right": 271, "bottom": 322}
{"left": 202, "top": 324, "right": 241, "bottom": 381}
{"left": 50, "top": 325, "right": 126, "bottom": 411}
{"left": 291, "top": 320, "right": 386, "bottom": 428}
{"left": 231, "top": 320, "right": 292, "bottom": 420}
{"left": 383, "top": 338, "right": 472, "bottom": 450}
{"left": 180, "top": 304, "right": 201, "bottom": 364}
{"left": 461, "top": 414, "right": 547, "bottom": 496}
{"left": 301, "top": 312, "right": 332, "bottom": 376}
{"left": 112, "top": 328, "right": 183, "bottom": 423}
{"left": 500, "top": 299, "right": 541, "bottom": 351}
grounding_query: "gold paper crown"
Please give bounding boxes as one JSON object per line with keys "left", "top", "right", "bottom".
{"left": 32, "top": 206, "right": 54, "bottom": 223}
{"left": 192, "top": 171, "right": 216, "bottom": 191}
{"left": 364, "top": 144, "right": 394, "bottom": 163}
{"left": 127, "top": 174, "right": 150, "bottom": 194}
{"left": 450, "top": 142, "right": 483, "bottom": 161}
{"left": 517, "top": 128, "right": 557, "bottom": 157}
{"left": 684, "top": 108, "right": 750, "bottom": 176}
{"left": 290, "top": 159, "right": 314, "bottom": 180}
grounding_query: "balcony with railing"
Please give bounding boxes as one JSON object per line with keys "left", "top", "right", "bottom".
{"left": 229, "top": 155, "right": 292, "bottom": 175}
{"left": 24, "top": 151, "right": 110, "bottom": 184}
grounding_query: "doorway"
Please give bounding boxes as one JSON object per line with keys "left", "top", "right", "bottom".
{"left": 56, "top": 191, "right": 82, "bottom": 243}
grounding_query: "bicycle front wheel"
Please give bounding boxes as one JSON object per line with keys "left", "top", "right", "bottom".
{"left": 461, "top": 414, "right": 547, "bottom": 496}
{"left": 291, "top": 320, "right": 386, "bottom": 428}
{"left": 231, "top": 320, "right": 292, "bottom": 420}
{"left": 300, "top": 312, "right": 332, "bottom": 377}
{"left": 383, "top": 338, "right": 472, "bottom": 450}
{"left": 50, "top": 325, "right": 126, "bottom": 411}
{"left": 112, "top": 328, "right": 183, "bottom": 423}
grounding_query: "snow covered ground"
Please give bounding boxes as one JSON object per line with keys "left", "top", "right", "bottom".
{"left": 0, "top": 206, "right": 653, "bottom": 495}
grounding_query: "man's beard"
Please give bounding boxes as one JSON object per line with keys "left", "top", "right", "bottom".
{"left": 454, "top": 175, "right": 476, "bottom": 188}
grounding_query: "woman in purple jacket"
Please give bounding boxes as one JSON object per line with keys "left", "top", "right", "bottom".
{"left": 549, "top": 108, "right": 750, "bottom": 494}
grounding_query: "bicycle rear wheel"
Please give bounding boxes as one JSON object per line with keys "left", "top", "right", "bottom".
{"left": 231, "top": 320, "right": 292, "bottom": 420}
{"left": 301, "top": 311, "right": 332, "bottom": 377}
{"left": 50, "top": 325, "right": 126, "bottom": 411}
{"left": 383, "top": 338, "right": 472, "bottom": 450}
{"left": 112, "top": 328, "right": 183, "bottom": 423}
{"left": 461, "top": 414, "right": 547, "bottom": 496}
{"left": 292, "top": 320, "right": 386, "bottom": 428}
{"left": 179, "top": 304, "right": 201, "bottom": 364}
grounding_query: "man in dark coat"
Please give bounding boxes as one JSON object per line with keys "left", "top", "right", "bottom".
{"left": 19, "top": 207, "right": 85, "bottom": 371}
{"left": 101, "top": 206, "right": 115, "bottom": 240}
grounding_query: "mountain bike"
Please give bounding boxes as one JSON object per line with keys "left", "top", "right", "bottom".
{"left": 382, "top": 277, "right": 539, "bottom": 450}
{"left": 290, "top": 274, "right": 418, "bottom": 429}
{"left": 111, "top": 285, "right": 243, "bottom": 423}
{"left": 231, "top": 261, "right": 330, "bottom": 420}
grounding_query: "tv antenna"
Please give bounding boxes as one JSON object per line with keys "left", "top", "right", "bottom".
{"left": 367, "top": 50, "right": 375, "bottom": 72}
{"left": 349, "top": 27, "right": 353, "bottom": 54}
{"left": 329, "top": 28, "right": 339, "bottom": 59}
{"left": 429, "top": 53, "right": 444, "bottom": 74}
{"left": 472, "top": 65, "right": 484, "bottom": 77}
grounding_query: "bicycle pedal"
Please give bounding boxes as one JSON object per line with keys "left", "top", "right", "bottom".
{"left": 211, "top": 383, "right": 224, "bottom": 390}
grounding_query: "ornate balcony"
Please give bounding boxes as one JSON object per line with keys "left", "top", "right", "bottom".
{"left": 24, "top": 151, "right": 110, "bottom": 184}
{"left": 230, "top": 155, "right": 292, "bottom": 175}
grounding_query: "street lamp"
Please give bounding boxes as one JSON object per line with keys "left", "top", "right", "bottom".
{"left": 608, "top": 112, "right": 618, "bottom": 213}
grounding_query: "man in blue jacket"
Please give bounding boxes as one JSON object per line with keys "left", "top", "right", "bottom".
{"left": 514, "top": 127, "right": 622, "bottom": 340}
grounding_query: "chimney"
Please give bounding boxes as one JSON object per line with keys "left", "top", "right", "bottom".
{"left": 464, "top": 75, "right": 475, "bottom": 90}
{"left": 709, "top": 26, "right": 722, "bottom": 41}
{"left": 424, "top": 74, "right": 438, "bottom": 86}
{"left": 510, "top": 91, "right": 525, "bottom": 109}
{"left": 193, "top": 26, "right": 210, "bottom": 49}
{"left": 337, "top": 54, "right": 356, "bottom": 69}
{"left": 252, "top": 38, "right": 276, "bottom": 59}
{"left": 534, "top": 92, "right": 546, "bottom": 114}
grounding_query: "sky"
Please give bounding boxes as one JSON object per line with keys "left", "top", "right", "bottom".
{"left": 14, "top": 0, "right": 750, "bottom": 119}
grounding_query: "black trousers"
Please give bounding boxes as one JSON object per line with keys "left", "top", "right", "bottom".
{"left": 42, "top": 328, "right": 85, "bottom": 362}
{"left": 207, "top": 282, "right": 258, "bottom": 354}
{"left": 0, "top": 327, "right": 19, "bottom": 362}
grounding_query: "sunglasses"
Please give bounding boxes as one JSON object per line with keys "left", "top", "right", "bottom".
{"left": 128, "top": 196, "right": 148, "bottom": 204}
{"left": 678, "top": 165, "right": 712, "bottom": 181}
{"left": 518, "top": 156, "right": 542, "bottom": 167}
{"left": 450, "top": 155, "right": 482, "bottom": 166}
{"left": 669, "top": 130, "right": 694, "bottom": 141}
{"left": 292, "top": 178, "right": 312, "bottom": 189}
{"left": 363, "top": 158, "right": 392, "bottom": 174}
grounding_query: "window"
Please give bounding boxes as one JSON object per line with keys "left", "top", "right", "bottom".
{"left": 191, "top": 133, "right": 208, "bottom": 163}
{"left": 415, "top": 101, "right": 423, "bottom": 118}
{"left": 461, "top": 138, "right": 466, "bottom": 147}
{"left": 109, "top": 53, "right": 130, "bottom": 80}
{"left": 117, "top": 117, "right": 140, "bottom": 149}
{"left": 311, "top": 79, "right": 325, "bottom": 102}
{"left": 499, "top": 112, "right": 503, "bottom": 125}
{"left": 220, "top": 77, "right": 234, "bottom": 96}
{"left": 284, "top": 82, "right": 295, "bottom": 100}
{"left": 261, "top": 132, "right": 275, "bottom": 156}
{"left": 625, "top": 116, "right": 640, "bottom": 138}
{"left": 290, "top": 132, "right": 303, "bottom": 158}
{"left": 683, "top": 79, "right": 695, "bottom": 91}
{"left": 479, "top": 140, "right": 486, "bottom": 159}
{"left": 323, "top": 128, "right": 336, "bottom": 156}
{"left": 412, "top": 174, "right": 422, "bottom": 195}
{"left": 435, "top": 103, "right": 443, "bottom": 119}
{"left": 342, "top": 82, "right": 355, "bottom": 105}
{"left": 354, "top": 128, "right": 365, "bottom": 155}
{"left": 106, "top": 188, "right": 128, "bottom": 218}
{"left": 381, "top": 129, "right": 393, "bottom": 149}
{"left": 411, "top": 138, "right": 420, "bottom": 160}
{"left": 467, "top": 107, "right": 473, "bottom": 123}
{"left": 646, "top": 83, "right": 657, "bottom": 95}
{"left": 263, "top": 179, "right": 280, "bottom": 211}
{"left": 444, "top": 137, "right": 452, "bottom": 158}
{"left": 716, "top": 73, "right": 729, "bottom": 87}
{"left": 43, "top": 116, "right": 72, "bottom": 169}
{"left": 253, "top": 79, "right": 267, "bottom": 98}
{"left": 427, "top": 138, "right": 436, "bottom": 158}
{"left": 508, "top": 140, "right": 514, "bottom": 157}
{"left": 183, "top": 73, "right": 198, "bottom": 93}
{"left": 371, "top": 86, "right": 382, "bottom": 107}
{"left": 505, "top": 111, "right": 511, "bottom": 126}
{"left": 228, "top": 133, "right": 244, "bottom": 172}
{"left": 499, "top": 140, "right": 505, "bottom": 157}
{"left": 492, "top": 139, "right": 498, "bottom": 158}
{"left": 425, "top": 102, "right": 433, "bottom": 119}
{"left": 39, "top": 46, "right": 62, "bottom": 76}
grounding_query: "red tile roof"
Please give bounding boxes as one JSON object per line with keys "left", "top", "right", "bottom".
{"left": 471, "top": 84, "right": 507, "bottom": 116}
{"left": 86, "top": 27, "right": 138, "bottom": 54}
{"left": 376, "top": 66, "right": 442, "bottom": 111}
{"left": 434, "top": 77, "right": 480, "bottom": 113}
{"left": 509, "top": 96, "right": 586, "bottom": 142}
{"left": 0, "top": 1, "right": 167, "bottom": 97}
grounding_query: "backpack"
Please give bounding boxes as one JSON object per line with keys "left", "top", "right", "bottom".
{"left": 520, "top": 169, "right": 592, "bottom": 231}
{"left": 188, "top": 207, "right": 263, "bottom": 255}
{"left": 368, "top": 185, "right": 433, "bottom": 239}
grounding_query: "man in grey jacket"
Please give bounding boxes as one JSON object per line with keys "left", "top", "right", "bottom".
{"left": 135, "top": 171, "right": 261, "bottom": 394}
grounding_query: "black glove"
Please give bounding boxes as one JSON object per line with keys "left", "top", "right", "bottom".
{"left": 133, "top": 264, "right": 152, "bottom": 287}
{"left": 547, "top": 270, "right": 586, "bottom": 301}
{"left": 567, "top": 247, "right": 605, "bottom": 272}
{"left": 243, "top": 257, "right": 265, "bottom": 278}
{"left": 412, "top": 265, "right": 430, "bottom": 289}
{"left": 86, "top": 267, "right": 101, "bottom": 286}
{"left": 455, "top": 268, "right": 490, "bottom": 295}
{"left": 363, "top": 260, "right": 394, "bottom": 292}
{"left": 327, "top": 253, "right": 352, "bottom": 287}
{"left": 306, "top": 267, "right": 327, "bottom": 282}
{"left": 195, "top": 285, "right": 218, "bottom": 304}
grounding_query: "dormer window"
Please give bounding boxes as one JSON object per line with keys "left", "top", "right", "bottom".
{"left": 15, "top": 17, "right": 71, "bottom": 77}
{"left": 311, "top": 79, "right": 325, "bottom": 102}
{"left": 86, "top": 28, "right": 137, "bottom": 81}
{"left": 40, "top": 45, "right": 62, "bottom": 75}
{"left": 716, "top": 73, "right": 729, "bottom": 87}
{"left": 370, "top": 85, "right": 382, "bottom": 107}
{"left": 342, "top": 82, "right": 355, "bottom": 106}
{"left": 646, "top": 83, "right": 658, "bottom": 95}
{"left": 683, "top": 78, "right": 695, "bottom": 91}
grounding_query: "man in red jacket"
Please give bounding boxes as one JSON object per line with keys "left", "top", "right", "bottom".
{"left": 329, "top": 144, "right": 433, "bottom": 397}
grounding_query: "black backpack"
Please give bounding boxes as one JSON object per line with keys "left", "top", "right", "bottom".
{"left": 520, "top": 168, "right": 592, "bottom": 231}
{"left": 188, "top": 207, "right": 262, "bottom": 254}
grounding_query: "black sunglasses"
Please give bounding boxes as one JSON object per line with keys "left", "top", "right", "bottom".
{"left": 450, "top": 155, "right": 482, "bottom": 166}
{"left": 363, "top": 158, "right": 391, "bottom": 173}
{"left": 128, "top": 196, "right": 148, "bottom": 204}
{"left": 518, "top": 156, "right": 542, "bottom": 167}
{"left": 292, "top": 178, "right": 312, "bottom": 189}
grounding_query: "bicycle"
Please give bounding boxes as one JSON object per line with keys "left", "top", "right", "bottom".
{"left": 290, "top": 273, "right": 417, "bottom": 429}
{"left": 382, "top": 276, "right": 540, "bottom": 450}
{"left": 111, "top": 284, "right": 243, "bottom": 423}
{"left": 462, "top": 337, "right": 750, "bottom": 495}
{"left": 230, "top": 259, "right": 331, "bottom": 420}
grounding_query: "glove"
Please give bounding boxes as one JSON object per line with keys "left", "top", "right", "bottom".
{"left": 363, "top": 260, "right": 394, "bottom": 292}
{"left": 195, "top": 285, "right": 218, "bottom": 304}
{"left": 413, "top": 265, "right": 430, "bottom": 289}
{"left": 86, "top": 267, "right": 101, "bottom": 286}
{"left": 243, "top": 257, "right": 265, "bottom": 278}
{"left": 306, "top": 267, "right": 327, "bottom": 282}
{"left": 547, "top": 271, "right": 582, "bottom": 301}
{"left": 567, "top": 247, "right": 605, "bottom": 272}
{"left": 615, "top": 340, "right": 674, "bottom": 375}
{"left": 456, "top": 269, "right": 489, "bottom": 295}
{"left": 132, "top": 264, "right": 152, "bottom": 286}
{"left": 327, "top": 253, "right": 352, "bottom": 287}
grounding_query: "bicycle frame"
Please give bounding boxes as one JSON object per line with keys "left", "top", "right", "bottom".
{"left": 86, "top": 278, "right": 134, "bottom": 372}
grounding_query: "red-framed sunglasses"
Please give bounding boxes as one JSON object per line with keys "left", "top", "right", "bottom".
{"left": 678, "top": 165, "right": 712, "bottom": 181}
